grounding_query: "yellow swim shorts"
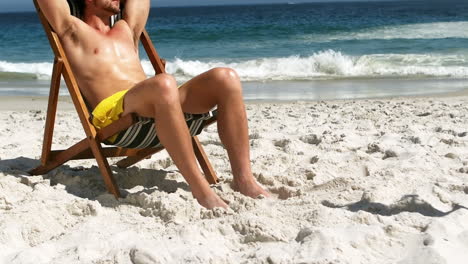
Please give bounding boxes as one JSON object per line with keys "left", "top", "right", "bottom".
{"left": 92, "top": 89, "right": 129, "bottom": 143}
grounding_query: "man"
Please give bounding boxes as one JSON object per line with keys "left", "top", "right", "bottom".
{"left": 37, "top": 0, "right": 269, "bottom": 209}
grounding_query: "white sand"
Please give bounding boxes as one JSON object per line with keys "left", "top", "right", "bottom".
{"left": 1, "top": 96, "right": 468, "bottom": 263}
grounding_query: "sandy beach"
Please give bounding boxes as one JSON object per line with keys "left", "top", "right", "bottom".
{"left": 2, "top": 0, "right": 468, "bottom": 262}
{"left": 1, "top": 94, "right": 468, "bottom": 263}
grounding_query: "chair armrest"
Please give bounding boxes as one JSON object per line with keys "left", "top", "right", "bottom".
{"left": 96, "top": 113, "right": 138, "bottom": 141}
{"left": 155, "top": 58, "right": 166, "bottom": 75}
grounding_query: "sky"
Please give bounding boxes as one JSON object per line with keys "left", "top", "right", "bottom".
{"left": 0, "top": 0, "right": 393, "bottom": 13}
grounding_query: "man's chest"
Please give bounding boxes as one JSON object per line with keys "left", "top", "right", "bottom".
{"left": 65, "top": 23, "right": 138, "bottom": 64}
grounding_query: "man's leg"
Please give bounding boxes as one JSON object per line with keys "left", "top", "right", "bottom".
{"left": 178, "top": 67, "right": 269, "bottom": 198}
{"left": 122, "top": 73, "right": 227, "bottom": 209}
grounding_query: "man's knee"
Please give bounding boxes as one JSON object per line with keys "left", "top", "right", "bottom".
{"left": 210, "top": 67, "right": 240, "bottom": 82}
{"left": 150, "top": 73, "right": 177, "bottom": 91}
{"left": 208, "top": 67, "right": 242, "bottom": 97}
{"left": 148, "top": 73, "right": 179, "bottom": 105}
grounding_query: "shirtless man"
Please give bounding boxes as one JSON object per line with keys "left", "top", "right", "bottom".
{"left": 37, "top": 0, "right": 269, "bottom": 209}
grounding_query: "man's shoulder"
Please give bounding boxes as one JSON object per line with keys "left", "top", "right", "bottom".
{"left": 59, "top": 16, "right": 88, "bottom": 40}
{"left": 59, "top": 18, "right": 135, "bottom": 47}
{"left": 109, "top": 20, "right": 136, "bottom": 40}
{"left": 113, "top": 20, "right": 133, "bottom": 32}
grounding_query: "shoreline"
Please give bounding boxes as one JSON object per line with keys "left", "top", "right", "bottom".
{"left": 1, "top": 87, "right": 467, "bottom": 111}
{"left": 0, "top": 96, "right": 75, "bottom": 111}
{"left": 1, "top": 77, "right": 468, "bottom": 103}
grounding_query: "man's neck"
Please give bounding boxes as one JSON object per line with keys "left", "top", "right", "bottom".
{"left": 83, "top": 11, "right": 111, "bottom": 33}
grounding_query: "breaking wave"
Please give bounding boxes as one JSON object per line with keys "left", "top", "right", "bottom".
{"left": 302, "top": 22, "right": 468, "bottom": 42}
{"left": 155, "top": 50, "right": 468, "bottom": 81}
{"left": 2, "top": 50, "right": 468, "bottom": 82}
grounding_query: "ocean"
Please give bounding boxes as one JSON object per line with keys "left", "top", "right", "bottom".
{"left": 1, "top": 0, "right": 468, "bottom": 100}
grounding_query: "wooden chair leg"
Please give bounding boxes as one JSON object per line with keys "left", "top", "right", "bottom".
{"left": 88, "top": 138, "right": 121, "bottom": 198}
{"left": 116, "top": 146, "right": 164, "bottom": 168}
{"left": 192, "top": 136, "right": 218, "bottom": 184}
{"left": 117, "top": 137, "right": 218, "bottom": 185}
{"left": 30, "top": 138, "right": 90, "bottom": 175}
{"left": 40, "top": 57, "right": 63, "bottom": 165}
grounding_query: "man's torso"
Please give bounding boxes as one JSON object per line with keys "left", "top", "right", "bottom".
{"left": 61, "top": 18, "right": 147, "bottom": 108}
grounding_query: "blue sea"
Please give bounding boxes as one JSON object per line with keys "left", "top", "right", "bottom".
{"left": 1, "top": 0, "right": 468, "bottom": 100}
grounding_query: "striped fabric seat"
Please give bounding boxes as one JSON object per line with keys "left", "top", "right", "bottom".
{"left": 104, "top": 111, "right": 216, "bottom": 149}
{"left": 67, "top": 0, "right": 217, "bottom": 149}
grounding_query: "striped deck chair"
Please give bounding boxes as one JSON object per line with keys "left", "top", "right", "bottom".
{"left": 29, "top": 0, "right": 219, "bottom": 198}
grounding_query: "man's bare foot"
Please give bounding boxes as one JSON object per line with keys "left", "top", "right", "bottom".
{"left": 194, "top": 192, "right": 228, "bottom": 209}
{"left": 233, "top": 177, "right": 270, "bottom": 199}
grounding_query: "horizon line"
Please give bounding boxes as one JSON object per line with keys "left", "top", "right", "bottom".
{"left": 0, "top": 0, "right": 410, "bottom": 14}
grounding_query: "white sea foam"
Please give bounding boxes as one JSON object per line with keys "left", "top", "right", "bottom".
{"left": 0, "top": 61, "right": 53, "bottom": 80}
{"left": 303, "top": 21, "right": 468, "bottom": 42}
{"left": 161, "top": 51, "right": 468, "bottom": 81}
{"left": 2, "top": 50, "right": 468, "bottom": 82}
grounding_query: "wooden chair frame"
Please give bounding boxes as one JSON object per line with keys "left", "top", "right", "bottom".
{"left": 29, "top": 0, "right": 219, "bottom": 198}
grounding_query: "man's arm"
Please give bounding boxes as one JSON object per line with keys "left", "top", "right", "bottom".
{"left": 122, "top": 0, "right": 150, "bottom": 45}
{"left": 36, "top": 0, "right": 76, "bottom": 37}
